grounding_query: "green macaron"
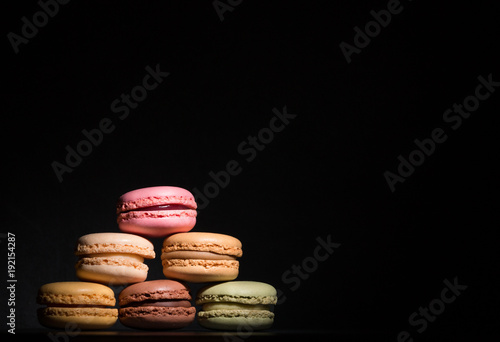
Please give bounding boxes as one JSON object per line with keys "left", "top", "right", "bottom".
{"left": 196, "top": 281, "right": 277, "bottom": 330}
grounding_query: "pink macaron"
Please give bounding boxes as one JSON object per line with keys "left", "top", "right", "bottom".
{"left": 117, "top": 186, "right": 197, "bottom": 238}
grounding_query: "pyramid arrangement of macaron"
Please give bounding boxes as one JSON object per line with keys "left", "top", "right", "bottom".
{"left": 36, "top": 186, "right": 277, "bottom": 331}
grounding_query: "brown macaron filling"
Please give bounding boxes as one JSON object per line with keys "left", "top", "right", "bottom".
{"left": 122, "top": 299, "right": 192, "bottom": 308}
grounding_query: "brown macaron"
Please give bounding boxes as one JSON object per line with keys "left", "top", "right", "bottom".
{"left": 161, "top": 232, "right": 243, "bottom": 283}
{"left": 118, "top": 280, "right": 195, "bottom": 329}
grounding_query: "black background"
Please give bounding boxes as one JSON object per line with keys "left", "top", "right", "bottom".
{"left": 2, "top": 0, "right": 499, "bottom": 340}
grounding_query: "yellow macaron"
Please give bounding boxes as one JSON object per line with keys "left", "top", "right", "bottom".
{"left": 37, "top": 282, "right": 118, "bottom": 330}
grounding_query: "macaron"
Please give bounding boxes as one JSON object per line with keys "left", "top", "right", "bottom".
{"left": 37, "top": 282, "right": 118, "bottom": 330}
{"left": 75, "top": 232, "right": 155, "bottom": 285}
{"left": 196, "top": 281, "right": 277, "bottom": 330}
{"left": 161, "top": 232, "right": 242, "bottom": 283}
{"left": 118, "top": 280, "right": 196, "bottom": 329}
{"left": 116, "top": 186, "right": 197, "bottom": 238}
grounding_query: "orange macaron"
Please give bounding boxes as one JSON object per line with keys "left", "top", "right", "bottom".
{"left": 161, "top": 232, "right": 242, "bottom": 283}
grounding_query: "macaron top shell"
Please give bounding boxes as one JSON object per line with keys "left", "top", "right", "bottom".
{"left": 117, "top": 186, "right": 197, "bottom": 213}
{"left": 196, "top": 281, "right": 277, "bottom": 305}
{"left": 162, "top": 232, "right": 242, "bottom": 257}
{"left": 119, "top": 280, "right": 192, "bottom": 306}
{"left": 37, "top": 281, "right": 116, "bottom": 306}
{"left": 75, "top": 232, "right": 155, "bottom": 259}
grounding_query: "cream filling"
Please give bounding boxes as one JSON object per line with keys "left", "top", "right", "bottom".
{"left": 161, "top": 251, "right": 236, "bottom": 260}
{"left": 89, "top": 253, "right": 145, "bottom": 263}
{"left": 202, "top": 303, "right": 271, "bottom": 311}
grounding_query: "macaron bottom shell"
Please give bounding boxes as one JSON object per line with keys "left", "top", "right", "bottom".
{"left": 37, "top": 307, "right": 118, "bottom": 330}
{"left": 162, "top": 261, "right": 239, "bottom": 283}
{"left": 75, "top": 262, "right": 148, "bottom": 285}
{"left": 119, "top": 306, "right": 196, "bottom": 330}
{"left": 197, "top": 310, "right": 274, "bottom": 331}
{"left": 118, "top": 214, "right": 196, "bottom": 238}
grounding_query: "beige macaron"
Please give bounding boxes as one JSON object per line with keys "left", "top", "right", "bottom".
{"left": 75, "top": 233, "right": 155, "bottom": 285}
{"left": 161, "top": 232, "right": 242, "bottom": 283}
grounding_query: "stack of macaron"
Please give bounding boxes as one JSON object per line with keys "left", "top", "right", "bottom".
{"left": 37, "top": 186, "right": 277, "bottom": 331}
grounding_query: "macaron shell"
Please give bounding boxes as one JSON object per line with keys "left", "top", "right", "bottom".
{"left": 197, "top": 311, "right": 274, "bottom": 331}
{"left": 119, "top": 306, "right": 196, "bottom": 329}
{"left": 162, "top": 260, "right": 239, "bottom": 283}
{"left": 117, "top": 186, "right": 197, "bottom": 213}
{"left": 37, "top": 282, "right": 116, "bottom": 306}
{"left": 76, "top": 262, "right": 148, "bottom": 285}
{"left": 38, "top": 307, "right": 118, "bottom": 330}
{"left": 119, "top": 279, "right": 191, "bottom": 306}
{"left": 196, "top": 281, "right": 278, "bottom": 304}
{"left": 162, "top": 233, "right": 242, "bottom": 257}
{"left": 118, "top": 213, "right": 196, "bottom": 238}
{"left": 75, "top": 233, "right": 155, "bottom": 258}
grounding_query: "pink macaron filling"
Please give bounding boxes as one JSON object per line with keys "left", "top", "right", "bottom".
{"left": 121, "top": 204, "right": 192, "bottom": 213}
